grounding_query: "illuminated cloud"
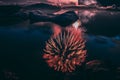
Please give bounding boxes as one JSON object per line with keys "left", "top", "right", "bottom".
{"left": 78, "top": 0, "right": 97, "bottom": 5}
{"left": 78, "top": 10, "right": 98, "bottom": 23}
{"left": 47, "top": 0, "right": 78, "bottom": 5}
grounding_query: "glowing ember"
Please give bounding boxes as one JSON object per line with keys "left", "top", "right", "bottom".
{"left": 43, "top": 27, "right": 86, "bottom": 72}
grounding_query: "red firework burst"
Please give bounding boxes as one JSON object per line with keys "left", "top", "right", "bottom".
{"left": 43, "top": 27, "right": 86, "bottom": 72}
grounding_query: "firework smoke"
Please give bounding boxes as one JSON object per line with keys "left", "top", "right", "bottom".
{"left": 78, "top": 10, "right": 97, "bottom": 23}
{"left": 78, "top": 0, "right": 97, "bottom": 5}
{"left": 47, "top": 0, "right": 78, "bottom": 5}
{"left": 43, "top": 27, "right": 86, "bottom": 72}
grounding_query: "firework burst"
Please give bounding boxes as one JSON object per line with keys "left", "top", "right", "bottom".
{"left": 43, "top": 27, "right": 86, "bottom": 72}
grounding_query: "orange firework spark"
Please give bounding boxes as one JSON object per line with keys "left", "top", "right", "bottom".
{"left": 43, "top": 27, "right": 86, "bottom": 72}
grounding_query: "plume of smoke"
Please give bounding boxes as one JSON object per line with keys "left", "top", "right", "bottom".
{"left": 78, "top": 10, "right": 98, "bottom": 23}
{"left": 78, "top": 0, "right": 97, "bottom": 5}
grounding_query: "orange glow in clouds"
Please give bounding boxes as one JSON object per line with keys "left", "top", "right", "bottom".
{"left": 47, "top": 0, "right": 78, "bottom": 5}
{"left": 43, "top": 27, "right": 86, "bottom": 72}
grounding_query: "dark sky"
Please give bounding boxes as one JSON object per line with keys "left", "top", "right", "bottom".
{"left": 97, "top": 0, "right": 120, "bottom": 6}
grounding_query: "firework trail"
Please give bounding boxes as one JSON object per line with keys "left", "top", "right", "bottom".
{"left": 43, "top": 27, "right": 86, "bottom": 72}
